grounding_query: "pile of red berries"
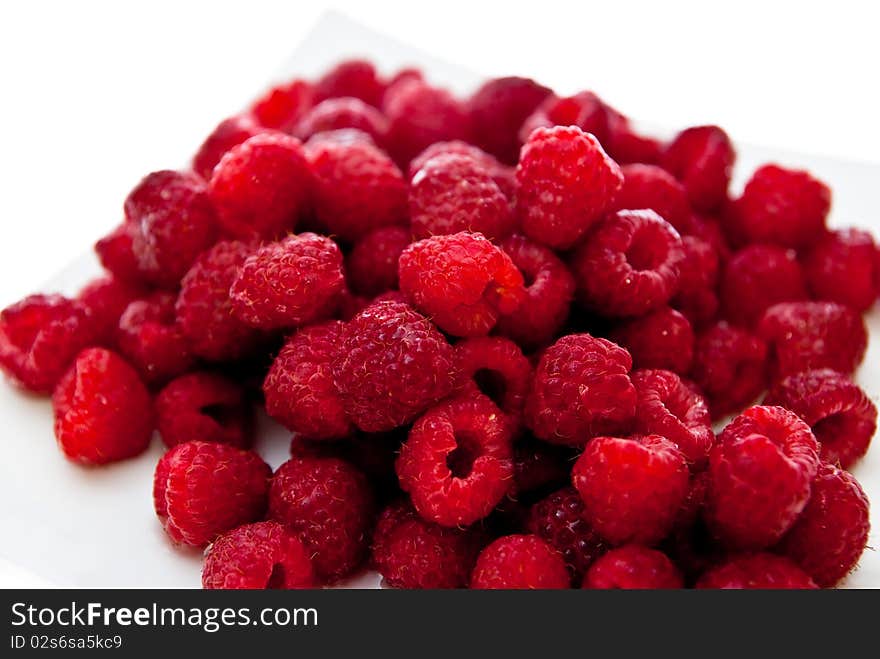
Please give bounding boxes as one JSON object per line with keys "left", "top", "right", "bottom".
{"left": 2, "top": 59, "right": 877, "bottom": 589}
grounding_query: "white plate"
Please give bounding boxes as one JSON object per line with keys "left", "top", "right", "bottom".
{"left": 0, "top": 12, "right": 877, "bottom": 588}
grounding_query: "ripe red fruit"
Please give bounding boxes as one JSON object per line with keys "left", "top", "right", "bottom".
{"left": 583, "top": 545, "right": 683, "bottom": 589}
{"left": 454, "top": 336, "right": 532, "bottom": 421}
{"left": 294, "top": 97, "right": 389, "bottom": 146}
{"left": 345, "top": 226, "right": 410, "bottom": 297}
{"left": 696, "top": 553, "right": 818, "bottom": 589}
{"left": 471, "top": 534, "right": 570, "bottom": 589}
{"left": 610, "top": 307, "right": 695, "bottom": 375}
{"left": 662, "top": 125, "right": 735, "bottom": 213}
{"left": 192, "top": 115, "right": 261, "bottom": 181}
{"left": 610, "top": 163, "right": 692, "bottom": 232}
{"left": 671, "top": 234, "right": 721, "bottom": 328}
{"left": 519, "top": 91, "right": 618, "bottom": 148}
{"left": 76, "top": 275, "right": 147, "bottom": 345}
{"left": 313, "top": 59, "right": 384, "bottom": 108}
{"left": 803, "top": 228, "right": 880, "bottom": 312}
{"left": 94, "top": 223, "right": 146, "bottom": 284}
{"left": 408, "top": 140, "right": 515, "bottom": 199}
{"left": 249, "top": 79, "right": 313, "bottom": 131}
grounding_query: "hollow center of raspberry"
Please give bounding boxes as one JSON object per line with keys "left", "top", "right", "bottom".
{"left": 446, "top": 431, "right": 481, "bottom": 478}
{"left": 266, "top": 563, "right": 286, "bottom": 589}
{"left": 812, "top": 412, "right": 852, "bottom": 450}
{"left": 626, "top": 230, "right": 665, "bottom": 271}
{"left": 473, "top": 368, "right": 508, "bottom": 409}
{"left": 201, "top": 403, "right": 237, "bottom": 428}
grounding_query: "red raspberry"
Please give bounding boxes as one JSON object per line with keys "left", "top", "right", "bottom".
{"left": 384, "top": 78, "right": 471, "bottom": 165}
{"left": 582, "top": 545, "right": 683, "bottom": 589}
{"left": 690, "top": 321, "right": 768, "bottom": 419}
{"left": 313, "top": 60, "right": 384, "bottom": 107}
{"left": 661, "top": 125, "right": 735, "bottom": 213}
{"left": 454, "top": 336, "right": 532, "bottom": 421}
{"left": 721, "top": 244, "right": 807, "bottom": 327}
{"left": 610, "top": 307, "right": 695, "bottom": 375}
{"left": 399, "top": 232, "right": 525, "bottom": 337}
{"left": 495, "top": 234, "right": 575, "bottom": 350}
{"left": 764, "top": 369, "right": 876, "bottom": 469}
{"left": 730, "top": 164, "right": 831, "bottom": 249}
{"left": 471, "top": 534, "right": 570, "bottom": 589}
{"left": 95, "top": 222, "right": 146, "bottom": 284}
{"left": 125, "top": 170, "right": 218, "bottom": 288}
{"left": 466, "top": 76, "right": 552, "bottom": 164}
{"left": 156, "top": 371, "right": 252, "bottom": 449}
{"left": 516, "top": 126, "right": 623, "bottom": 250}
{"left": 76, "top": 275, "right": 147, "bottom": 345}
{"left": 154, "top": 440, "right": 269, "bottom": 547}
{"left": 409, "top": 154, "right": 514, "bottom": 241}
{"left": 408, "top": 141, "right": 515, "bottom": 200}
{"left": 305, "top": 137, "right": 407, "bottom": 243}
{"left": 175, "top": 240, "right": 264, "bottom": 362}
{"left": 519, "top": 92, "right": 617, "bottom": 148}
{"left": 778, "top": 463, "right": 870, "bottom": 587}
{"left": 53, "top": 348, "right": 153, "bottom": 464}
{"left": 294, "top": 97, "right": 388, "bottom": 146}
{"left": 268, "top": 456, "right": 374, "bottom": 581}
{"left": 0, "top": 294, "right": 97, "bottom": 394}
{"left": 333, "top": 288, "right": 372, "bottom": 321}
{"left": 605, "top": 123, "right": 664, "bottom": 166}
{"left": 706, "top": 405, "right": 820, "bottom": 549}
{"left": 202, "top": 521, "right": 314, "bottom": 590}
{"left": 525, "top": 334, "right": 637, "bottom": 445}
{"left": 229, "top": 233, "right": 345, "bottom": 330}
{"left": 249, "top": 79, "right": 313, "bottom": 131}
{"left": 333, "top": 300, "right": 456, "bottom": 432}
{"left": 210, "top": 133, "right": 311, "bottom": 239}
{"left": 345, "top": 226, "right": 410, "bottom": 297}
{"left": 192, "top": 114, "right": 261, "bottom": 181}
{"left": 803, "top": 228, "right": 880, "bottom": 311}
{"left": 671, "top": 235, "right": 720, "bottom": 328}
{"left": 571, "top": 209, "right": 684, "bottom": 317}
{"left": 396, "top": 394, "right": 514, "bottom": 527}
{"left": 371, "top": 501, "right": 484, "bottom": 589}
{"left": 117, "top": 292, "right": 195, "bottom": 385}
{"left": 573, "top": 434, "right": 689, "bottom": 545}
{"left": 631, "top": 369, "right": 714, "bottom": 467}
{"left": 263, "top": 321, "right": 352, "bottom": 441}
{"left": 757, "top": 301, "right": 867, "bottom": 380}
{"left": 528, "top": 487, "right": 607, "bottom": 581}
{"left": 304, "top": 127, "right": 376, "bottom": 149}
{"left": 610, "top": 164, "right": 691, "bottom": 232}
{"left": 696, "top": 553, "right": 818, "bottom": 589}
{"left": 661, "top": 471, "right": 723, "bottom": 581}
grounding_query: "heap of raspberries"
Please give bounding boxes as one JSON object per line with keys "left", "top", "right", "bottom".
{"left": 2, "top": 59, "right": 877, "bottom": 590}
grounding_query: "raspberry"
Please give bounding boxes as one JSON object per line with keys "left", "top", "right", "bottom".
{"left": 582, "top": 545, "right": 683, "bottom": 589}
{"left": 408, "top": 141, "right": 515, "bottom": 200}
{"left": 0, "top": 294, "right": 97, "bottom": 394}
{"left": 156, "top": 371, "right": 252, "bottom": 449}
{"left": 730, "top": 164, "right": 831, "bottom": 249}
{"left": 757, "top": 301, "right": 867, "bottom": 380}
{"left": 631, "top": 369, "right": 714, "bottom": 467}
{"left": 670, "top": 235, "right": 720, "bottom": 328}
{"left": 610, "top": 164, "right": 692, "bottom": 232}
{"left": 764, "top": 369, "right": 877, "bottom": 469}
{"left": 304, "top": 127, "right": 376, "bottom": 149}
{"left": 571, "top": 209, "right": 684, "bottom": 317}
{"left": 696, "top": 553, "right": 818, "bottom": 589}
{"left": 334, "top": 288, "right": 372, "bottom": 321}
{"left": 690, "top": 321, "right": 768, "bottom": 419}
{"left": 778, "top": 463, "right": 870, "bottom": 587}
{"left": 371, "top": 501, "right": 484, "bottom": 589}
{"left": 202, "top": 521, "right": 314, "bottom": 589}
{"left": 268, "top": 456, "right": 374, "bottom": 581}
{"left": 720, "top": 244, "right": 807, "bottom": 327}
{"left": 399, "top": 232, "right": 525, "bottom": 337}
{"left": 803, "top": 228, "right": 880, "bottom": 311}
{"left": 454, "top": 336, "right": 532, "bottom": 421}
{"left": 305, "top": 137, "right": 407, "bottom": 243}
{"left": 345, "top": 226, "right": 410, "bottom": 297}
{"left": 661, "top": 125, "right": 735, "bottom": 213}
{"left": 263, "top": 321, "right": 352, "bottom": 441}
{"left": 154, "top": 440, "right": 270, "bottom": 547}
{"left": 528, "top": 487, "right": 607, "bottom": 581}
{"left": 333, "top": 300, "right": 456, "bottom": 432}
{"left": 95, "top": 222, "right": 145, "bottom": 285}
{"left": 53, "top": 348, "right": 153, "bottom": 465}
{"left": 605, "top": 123, "right": 663, "bottom": 166}
{"left": 76, "top": 275, "right": 147, "bottom": 345}
{"left": 519, "top": 92, "right": 617, "bottom": 148}
{"left": 384, "top": 78, "right": 471, "bottom": 165}
{"left": 313, "top": 59, "right": 384, "bottom": 107}
{"left": 117, "top": 292, "right": 195, "bottom": 385}
{"left": 525, "top": 334, "right": 637, "bottom": 445}
{"left": 516, "top": 126, "right": 623, "bottom": 250}
{"left": 573, "top": 434, "right": 689, "bottom": 545}
{"left": 465, "top": 76, "right": 552, "bottom": 164}
{"left": 661, "top": 471, "right": 723, "bottom": 581}
{"left": 409, "top": 154, "right": 514, "bottom": 241}
{"left": 229, "top": 233, "right": 345, "bottom": 330}
{"left": 494, "top": 234, "right": 575, "bottom": 350}
{"left": 396, "top": 394, "right": 514, "bottom": 527}
{"left": 125, "top": 170, "right": 218, "bottom": 288}
{"left": 249, "top": 78, "right": 313, "bottom": 131}
{"left": 192, "top": 114, "right": 261, "bottom": 181}
{"left": 294, "top": 96, "right": 388, "bottom": 146}
{"left": 210, "top": 133, "right": 311, "bottom": 239}
{"left": 706, "top": 405, "right": 820, "bottom": 549}
{"left": 175, "top": 240, "right": 264, "bottom": 362}
{"left": 610, "top": 307, "right": 695, "bottom": 375}
{"left": 470, "top": 534, "right": 570, "bottom": 589}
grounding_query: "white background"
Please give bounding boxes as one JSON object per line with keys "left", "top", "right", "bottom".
{"left": 0, "top": 0, "right": 878, "bottom": 305}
